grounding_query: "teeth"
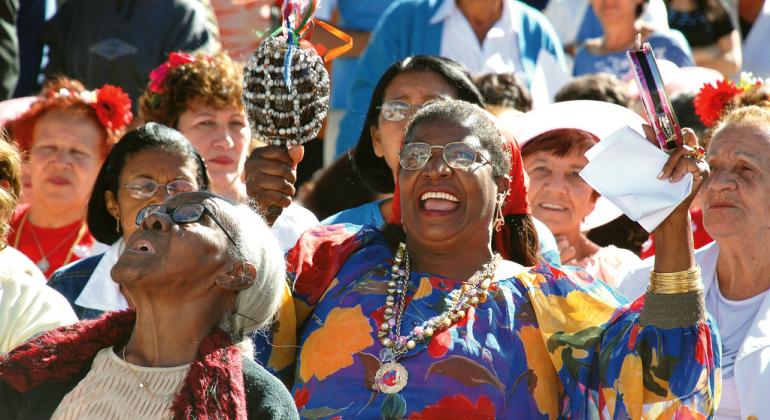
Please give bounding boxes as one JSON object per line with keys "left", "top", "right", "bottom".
{"left": 420, "top": 191, "right": 459, "bottom": 202}
{"left": 540, "top": 203, "right": 566, "bottom": 210}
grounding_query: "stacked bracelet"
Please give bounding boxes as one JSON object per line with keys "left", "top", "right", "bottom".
{"left": 648, "top": 266, "right": 703, "bottom": 294}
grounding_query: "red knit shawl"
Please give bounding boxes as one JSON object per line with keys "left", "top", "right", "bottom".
{"left": 0, "top": 310, "right": 248, "bottom": 419}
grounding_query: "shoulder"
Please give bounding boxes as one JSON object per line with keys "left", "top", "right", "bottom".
{"left": 49, "top": 253, "right": 105, "bottom": 287}
{"left": 320, "top": 200, "right": 384, "bottom": 227}
{"left": 0, "top": 246, "right": 45, "bottom": 283}
{"left": 241, "top": 357, "right": 299, "bottom": 419}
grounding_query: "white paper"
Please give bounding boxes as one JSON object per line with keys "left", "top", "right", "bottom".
{"left": 579, "top": 126, "right": 692, "bottom": 232}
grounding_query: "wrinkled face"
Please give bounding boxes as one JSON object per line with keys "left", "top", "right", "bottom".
{"left": 524, "top": 150, "right": 597, "bottom": 236}
{"left": 176, "top": 103, "right": 249, "bottom": 195}
{"left": 701, "top": 124, "right": 770, "bottom": 239}
{"left": 112, "top": 192, "right": 235, "bottom": 300}
{"left": 399, "top": 119, "right": 501, "bottom": 247}
{"left": 28, "top": 110, "right": 104, "bottom": 210}
{"left": 106, "top": 148, "right": 201, "bottom": 242}
{"left": 371, "top": 71, "right": 458, "bottom": 177}
{"left": 591, "top": 0, "right": 642, "bottom": 24}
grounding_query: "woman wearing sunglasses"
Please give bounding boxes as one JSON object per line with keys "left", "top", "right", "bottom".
{"left": 48, "top": 123, "right": 209, "bottom": 320}
{"left": 0, "top": 191, "right": 298, "bottom": 419}
{"left": 283, "top": 100, "right": 717, "bottom": 417}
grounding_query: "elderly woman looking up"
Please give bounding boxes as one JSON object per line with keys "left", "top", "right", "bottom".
{"left": 48, "top": 123, "right": 209, "bottom": 320}
{"left": 620, "top": 105, "right": 770, "bottom": 418}
{"left": 139, "top": 51, "right": 317, "bottom": 252}
{"left": 0, "top": 191, "right": 298, "bottom": 419}
{"left": 7, "top": 78, "right": 132, "bottom": 277}
{"left": 279, "top": 100, "right": 717, "bottom": 417}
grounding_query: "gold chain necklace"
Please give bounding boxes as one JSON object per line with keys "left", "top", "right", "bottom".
{"left": 372, "top": 243, "right": 500, "bottom": 394}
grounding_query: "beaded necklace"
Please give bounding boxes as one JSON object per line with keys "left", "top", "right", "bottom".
{"left": 372, "top": 242, "right": 501, "bottom": 394}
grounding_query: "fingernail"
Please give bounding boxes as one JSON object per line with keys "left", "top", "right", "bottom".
{"left": 658, "top": 170, "right": 665, "bottom": 179}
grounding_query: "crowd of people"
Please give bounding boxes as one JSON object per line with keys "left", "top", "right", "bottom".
{"left": 1, "top": 0, "right": 769, "bottom": 418}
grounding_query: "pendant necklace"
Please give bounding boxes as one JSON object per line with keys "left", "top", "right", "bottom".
{"left": 13, "top": 211, "right": 88, "bottom": 273}
{"left": 372, "top": 243, "right": 500, "bottom": 394}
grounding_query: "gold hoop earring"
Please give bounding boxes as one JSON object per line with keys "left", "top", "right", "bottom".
{"left": 115, "top": 217, "right": 121, "bottom": 233}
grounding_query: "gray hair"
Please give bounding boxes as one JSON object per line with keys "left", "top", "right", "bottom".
{"left": 210, "top": 196, "right": 286, "bottom": 354}
{"left": 405, "top": 99, "right": 511, "bottom": 178}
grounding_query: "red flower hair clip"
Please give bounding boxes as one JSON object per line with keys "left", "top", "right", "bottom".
{"left": 148, "top": 52, "right": 198, "bottom": 93}
{"left": 694, "top": 79, "right": 745, "bottom": 127}
{"left": 91, "top": 85, "right": 133, "bottom": 132}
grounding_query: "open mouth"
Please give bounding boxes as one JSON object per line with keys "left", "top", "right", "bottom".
{"left": 419, "top": 191, "right": 460, "bottom": 213}
{"left": 538, "top": 202, "right": 567, "bottom": 212}
{"left": 129, "top": 239, "right": 156, "bottom": 255}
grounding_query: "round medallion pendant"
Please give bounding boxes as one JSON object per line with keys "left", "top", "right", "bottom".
{"left": 36, "top": 257, "right": 50, "bottom": 273}
{"left": 373, "top": 362, "right": 408, "bottom": 394}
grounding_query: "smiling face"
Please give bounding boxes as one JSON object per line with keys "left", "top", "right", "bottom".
{"left": 176, "top": 102, "right": 250, "bottom": 197}
{"left": 399, "top": 118, "right": 502, "bottom": 248}
{"left": 28, "top": 110, "right": 104, "bottom": 212}
{"left": 105, "top": 148, "right": 202, "bottom": 242}
{"left": 371, "top": 71, "right": 458, "bottom": 177}
{"left": 701, "top": 124, "right": 770, "bottom": 239}
{"left": 112, "top": 192, "right": 237, "bottom": 301}
{"left": 524, "top": 150, "right": 598, "bottom": 236}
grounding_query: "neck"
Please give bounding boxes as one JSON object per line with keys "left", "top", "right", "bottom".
{"left": 121, "top": 293, "right": 225, "bottom": 367}
{"left": 213, "top": 178, "right": 247, "bottom": 203}
{"left": 457, "top": 0, "right": 503, "bottom": 43}
{"left": 602, "top": 24, "right": 638, "bottom": 51}
{"left": 28, "top": 203, "right": 84, "bottom": 228}
{"left": 406, "top": 235, "right": 494, "bottom": 281}
{"left": 558, "top": 227, "right": 599, "bottom": 262}
{"left": 716, "top": 237, "right": 770, "bottom": 300}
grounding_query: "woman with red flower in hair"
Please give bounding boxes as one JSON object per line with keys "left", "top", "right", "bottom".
{"left": 6, "top": 77, "right": 132, "bottom": 277}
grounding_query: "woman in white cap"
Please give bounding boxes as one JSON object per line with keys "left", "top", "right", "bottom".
{"left": 513, "top": 100, "right": 643, "bottom": 286}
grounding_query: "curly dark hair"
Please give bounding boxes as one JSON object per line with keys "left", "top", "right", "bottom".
{"left": 474, "top": 72, "right": 532, "bottom": 112}
{"left": 139, "top": 52, "right": 243, "bottom": 128}
{"left": 0, "top": 133, "right": 22, "bottom": 248}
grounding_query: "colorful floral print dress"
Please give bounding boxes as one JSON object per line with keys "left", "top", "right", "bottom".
{"left": 283, "top": 225, "right": 720, "bottom": 419}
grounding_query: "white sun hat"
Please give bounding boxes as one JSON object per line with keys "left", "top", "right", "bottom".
{"left": 501, "top": 100, "right": 647, "bottom": 231}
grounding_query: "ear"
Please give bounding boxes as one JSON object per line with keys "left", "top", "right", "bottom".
{"left": 371, "top": 124, "right": 385, "bottom": 158}
{"left": 0, "top": 179, "right": 10, "bottom": 191}
{"left": 495, "top": 175, "right": 511, "bottom": 198}
{"left": 215, "top": 261, "right": 257, "bottom": 292}
{"left": 105, "top": 190, "right": 120, "bottom": 221}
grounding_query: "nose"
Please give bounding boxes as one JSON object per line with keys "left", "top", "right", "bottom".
{"left": 541, "top": 173, "right": 568, "bottom": 192}
{"left": 140, "top": 210, "right": 172, "bottom": 233}
{"left": 153, "top": 185, "right": 173, "bottom": 202}
{"left": 421, "top": 150, "right": 452, "bottom": 179}
{"left": 212, "top": 126, "right": 235, "bottom": 150}
{"left": 51, "top": 149, "right": 73, "bottom": 168}
{"left": 705, "top": 167, "right": 737, "bottom": 193}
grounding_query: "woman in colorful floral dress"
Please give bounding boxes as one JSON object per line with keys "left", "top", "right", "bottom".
{"left": 284, "top": 100, "right": 718, "bottom": 418}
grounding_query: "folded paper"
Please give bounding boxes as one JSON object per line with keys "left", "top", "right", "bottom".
{"left": 580, "top": 126, "right": 692, "bottom": 232}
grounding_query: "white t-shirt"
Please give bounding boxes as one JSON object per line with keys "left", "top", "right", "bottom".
{"left": 272, "top": 203, "right": 319, "bottom": 252}
{"left": 707, "top": 285, "right": 767, "bottom": 420}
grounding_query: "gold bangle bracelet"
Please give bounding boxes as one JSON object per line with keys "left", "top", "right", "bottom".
{"left": 648, "top": 266, "right": 703, "bottom": 294}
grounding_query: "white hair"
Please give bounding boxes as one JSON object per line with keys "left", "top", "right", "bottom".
{"left": 214, "top": 198, "right": 286, "bottom": 355}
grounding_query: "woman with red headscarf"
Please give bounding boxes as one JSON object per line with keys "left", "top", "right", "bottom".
{"left": 7, "top": 78, "right": 132, "bottom": 277}
{"left": 264, "top": 100, "right": 717, "bottom": 417}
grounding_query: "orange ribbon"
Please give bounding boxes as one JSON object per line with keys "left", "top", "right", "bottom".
{"left": 314, "top": 20, "right": 354, "bottom": 62}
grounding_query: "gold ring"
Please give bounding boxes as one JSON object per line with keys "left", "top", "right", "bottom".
{"left": 686, "top": 146, "right": 706, "bottom": 161}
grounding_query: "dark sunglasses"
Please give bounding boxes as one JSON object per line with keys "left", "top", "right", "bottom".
{"left": 399, "top": 141, "right": 492, "bottom": 171}
{"left": 135, "top": 202, "right": 237, "bottom": 246}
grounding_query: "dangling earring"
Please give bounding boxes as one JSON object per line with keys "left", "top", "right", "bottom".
{"left": 115, "top": 216, "right": 121, "bottom": 233}
{"left": 494, "top": 193, "right": 506, "bottom": 232}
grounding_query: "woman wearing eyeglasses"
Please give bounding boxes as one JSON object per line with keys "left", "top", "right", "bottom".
{"left": 284, "top": 100, "right": 717, "bottom": 417}
{"left": 48, "top": 123, "right": 209, "bottom": 320}
{"left": 247, "top": 55, "right": 561, "bottom": 265}
{"left": 0, "top": 191, "right": 298, "bottom": 419}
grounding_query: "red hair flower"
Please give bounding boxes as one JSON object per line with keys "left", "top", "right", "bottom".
{"left": 694, "top": 79, "right": 744, "bottom": 127}
{"left": 148, "top": 52, "right": 199, "bottom": 93}
{"left": 91, "top": 84, "right": 133, "bottom": 132}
